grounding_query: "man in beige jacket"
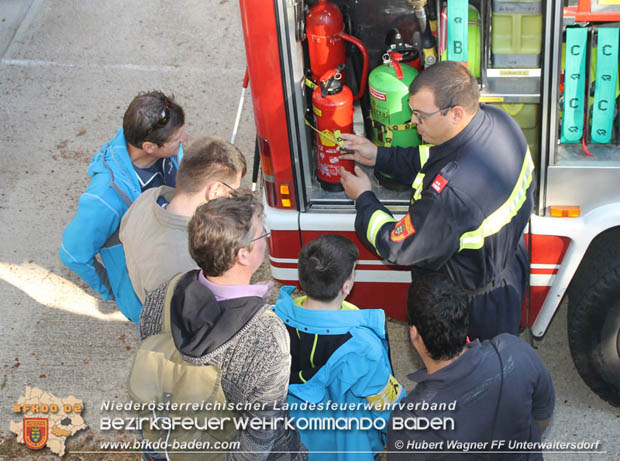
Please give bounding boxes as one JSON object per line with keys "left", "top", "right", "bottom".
{"left": 119, "top": 136, "right": 246, "bottom": 303}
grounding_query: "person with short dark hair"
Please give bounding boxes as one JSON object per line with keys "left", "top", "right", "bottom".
{"left": 60, "top": 91, "right": 187, "bottom": 322}
{"left": 387, "top": 273, "right": 555, "bottom": 460}
{"left": 139, "top": 193, "right": 306, "bottom": 461}
{"left": 274, "top": 234, "right": 404, "bottom": 460}
{"left": 340, "top": 61, "right": 535, "bottom": 340}
{"left": 120, "top": 136, "right": 247, "bottom": 303}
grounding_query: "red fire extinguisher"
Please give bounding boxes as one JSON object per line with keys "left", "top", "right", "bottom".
{"left": 306, "top": 0, "right": 369, "bottom": 100}
{"left": 312, "top": 68, "right": 355, "bottom": 192}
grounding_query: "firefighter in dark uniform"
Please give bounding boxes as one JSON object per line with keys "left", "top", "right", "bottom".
{"left": 340, "top": 61, "right": 535, "bottom": 340}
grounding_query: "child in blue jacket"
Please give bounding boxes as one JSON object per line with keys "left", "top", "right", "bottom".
{"left": 274, "top": 234, "right": 404, "bottom": 460}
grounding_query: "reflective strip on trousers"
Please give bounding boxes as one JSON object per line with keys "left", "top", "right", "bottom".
{"left": 459, "top": 149, "right": 534, "bottom": 251}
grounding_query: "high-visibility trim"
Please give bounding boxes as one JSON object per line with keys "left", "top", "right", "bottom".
{"left": 365, "top": 375, "right": 402, "bottom": 410}
{"left": 410, "top": 145, "right": 432, "bottom": 202}
{"left": 418, "top": 144, "right": 431, "bottom": 167}
{"left": 367, "top": 210, "right": 397, "bottom": 248}
{"left": 298, "top": 370, "right": 306, "bottom": 383}
{"left": 296, "top": 328, "right": 300, "bottom": 340}
{"left": 310, "top": 334, "right": 318, "bottom": 369}
{"left": 411, "top": 172, "right": 426, "bottom": 201}
{"left": 459, "top": 149, "right": 534, "bottom": 251}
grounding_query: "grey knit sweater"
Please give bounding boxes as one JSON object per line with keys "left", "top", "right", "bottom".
{"left": 140, "top": 280, "right": 307, "bottom": 461}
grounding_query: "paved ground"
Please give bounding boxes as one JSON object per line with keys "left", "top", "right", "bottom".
{"left": 0, "top": 1, "right": 618, "bottom": 460}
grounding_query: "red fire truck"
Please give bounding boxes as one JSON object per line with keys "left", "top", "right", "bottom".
{"left": 238, "top": 0, "right": 620, "bottom": 407}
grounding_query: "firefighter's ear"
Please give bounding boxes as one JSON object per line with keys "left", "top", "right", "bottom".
{"left": 450, "top": 105, "right": 466, "bottom": 123}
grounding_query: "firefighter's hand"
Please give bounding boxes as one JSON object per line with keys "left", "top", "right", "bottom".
{"left": 339, "top": 133, "right": 378, "bottom": 166}
{"left": 340, "top": 166, "right": 372, "bottom": 200}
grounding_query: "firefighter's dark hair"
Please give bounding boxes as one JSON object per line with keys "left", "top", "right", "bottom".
{"left": 188, "top": 192, "right": 262, "bottom": 277}
{"left": 409, "top": 61, "right": 480, "bottom": 114}
{"left": 407, "top": 273, "right": 470, "bottom": 361}
{"left": 123, "top": 90, "right": 185, "bottom": 148}
{"left": 298, "top": 234, "right": 358, "bottom": 302}
{"left": 176, "top": 136, "right": 247, "bottom": 194}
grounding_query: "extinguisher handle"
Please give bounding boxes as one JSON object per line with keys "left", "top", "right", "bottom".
{"left": 340, "top": 32, "right": 369, "bottom": 101}
{"left": 388, "top": 51, "right": 404, "bottom": 80}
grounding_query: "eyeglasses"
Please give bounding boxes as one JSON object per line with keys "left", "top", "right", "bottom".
{"left": 250, "top": 225, "right": 271, "bottom": 243}
{"left": 219, "top": 181, "right": 239, "bottom": 197}
{"left": 142, "top": 97, "right": 172, "bottom": 144}
{"left": 410, "top": 105, "right": 454, "bottom": 123}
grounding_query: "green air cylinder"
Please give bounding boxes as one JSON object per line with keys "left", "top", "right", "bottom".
{"left": 368, "top": 57, "right": 420, "bottom": 149}
{"left": 368, "top": 56, "right": 421, "bottom": 190}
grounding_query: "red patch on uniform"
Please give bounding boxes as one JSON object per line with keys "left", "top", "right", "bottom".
{"left": 390, "top": 214, "right": 416, "bottom": 242}
{"left": 431, "top": 174, "right": 448, "bottom": 194}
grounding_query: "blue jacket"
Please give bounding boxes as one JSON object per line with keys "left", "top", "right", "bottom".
{"left": 274, "top": 286, "right": 404, "bottom": 460}
{"left": 59, "top": 129, "right": 182, "bottom": 322}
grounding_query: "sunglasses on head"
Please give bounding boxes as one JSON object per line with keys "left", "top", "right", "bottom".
{"left": 142, "top": 97, "right": 172, "bottom": 144}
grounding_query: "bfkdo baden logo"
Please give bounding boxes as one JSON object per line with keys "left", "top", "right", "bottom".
{"left": 10, "top": 387, "right": 87, "bottom": 457}
{"left": 23, "top": 417, "right": 49, "bottom": 450}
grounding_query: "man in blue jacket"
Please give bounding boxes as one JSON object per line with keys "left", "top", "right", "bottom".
{"left": 274, "top": 234, "right": 404, "bottom": 460}
{"left": 60, "top": 91, "right": 187, "bottom": 322}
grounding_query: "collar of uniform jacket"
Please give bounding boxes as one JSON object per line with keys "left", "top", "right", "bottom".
{"left": 423, "top": 105, "right": 486, "bottom": 171}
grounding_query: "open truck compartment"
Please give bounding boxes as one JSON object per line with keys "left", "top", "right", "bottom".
{"left": 263, "top": 0, "right": 620, "bottom": 215}
{"left": 239, "top": 0, "right": 620, "bottom": 326}
{"left": 239, "top": 0, "right": 620, "bottom": 406}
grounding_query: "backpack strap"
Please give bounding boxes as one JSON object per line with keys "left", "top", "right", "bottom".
{"left": 162, "top": 272, "right": 186, "bottom": 334}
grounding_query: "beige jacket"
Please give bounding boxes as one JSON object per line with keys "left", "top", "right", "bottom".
{"left": 119, "top": 185, "right": 196, "bottom": 302}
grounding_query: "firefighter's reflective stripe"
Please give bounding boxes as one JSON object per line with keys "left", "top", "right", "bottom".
{"left": 459, "top": 149, "right": 534, "bottom": 251}
{"left": 367, "top": 210, "right": 397, "bottom": 247}
{"left": 411, "top": 172, "right": 426, "bottom": 201}
{"left": 418, "top": 144, "right": 431, "bottom": 166}
{"left": 410, "top": 145, "right": 432, "bottom": 202}
{"left": 365, "top": 375, "right": 402, "bottom": 410}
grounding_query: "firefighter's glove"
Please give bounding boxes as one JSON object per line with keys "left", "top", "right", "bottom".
{"left": 340, "top": 166, "right": 372, "bottom": 201}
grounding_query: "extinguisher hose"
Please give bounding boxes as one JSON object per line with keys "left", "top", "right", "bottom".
{"left": 231, "top": 67, "right": 250, "bottom": 145}
{"left": 340, "top": 32, "right": 369, "bottom": 101}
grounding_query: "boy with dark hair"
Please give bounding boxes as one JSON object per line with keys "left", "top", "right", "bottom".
{"left": 274, "top": 234, "right": 404, "bottom": 460}
{"left": 61, "top": 90, "right": 187, "bottom": 322}
{"left": 387, "top": 273, "right": 555, "bottom": 460}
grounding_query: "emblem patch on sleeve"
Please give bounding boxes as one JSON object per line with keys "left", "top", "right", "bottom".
{"left": 431, "top": 174, "right": 448, "bottom": 193}
{"left": 390, "top": 213, "right": 416, "bottom": 242}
